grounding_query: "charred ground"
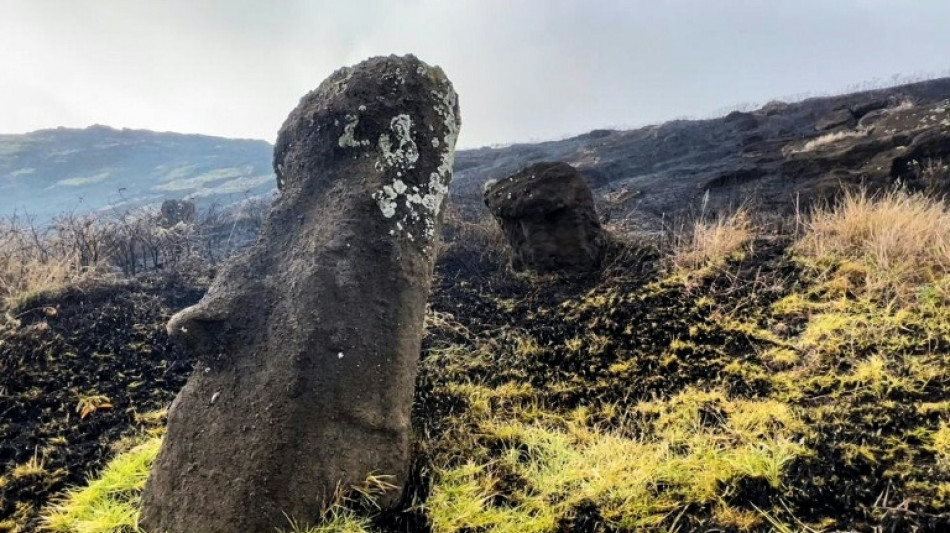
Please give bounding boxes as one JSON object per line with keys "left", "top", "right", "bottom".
{"left": 4, "top": 194, "right": 950, "bottom": 532}
{"left": 0, "top": 275, "right": 204, "bottom": 531}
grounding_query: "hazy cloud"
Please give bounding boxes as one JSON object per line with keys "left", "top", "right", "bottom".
{"left": 1, "top": 0, "right": 948, "bottom": 147}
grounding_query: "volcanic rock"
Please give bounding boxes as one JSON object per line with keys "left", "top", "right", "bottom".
{"left": 484, "top": 162, "right": 606, "bottom": 273}
{"left": 815, "top": 108, "right": 855, "bottom": 131}
{"left": 782, "top": 99, "right": 950, "bottom": 195}
{"left": 139, "top": 54, "right": 460, "bottom": 533}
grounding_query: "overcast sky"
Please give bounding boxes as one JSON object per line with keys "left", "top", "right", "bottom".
{"left": 2, "top": 0, "right": 949, "bottom": 148}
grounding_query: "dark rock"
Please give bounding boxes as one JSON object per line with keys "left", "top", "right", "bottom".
{"left": 857, "top": 107, "right": 892, "bottom": 129}
{"left": 781, "top": 99, "right": 950, "bottom": 198}
{"left": 159, "top": 199, "right": 196, "bottom": 227}
{"left": 484, "top": 162, "right": 606, "bottom": 273}
{"left": 139, "top": 54, "right": 460, "bottom": 533}
{"left": 854, "top": 96, "right": 906, "bottom": 129}
{"left": 725, "top": 111, "right": 760, "bottom": 132}
{"left": 815, "top": 108, "right": 855, "bottom": 131}
{"left": 891, "top": 127, "right": 950, "bottom": 190}
{"left": 850, "top": 96, "right": 896, "bottom": 119}
{"left": 759, "top": 100, "right": 790, "bottom": 116}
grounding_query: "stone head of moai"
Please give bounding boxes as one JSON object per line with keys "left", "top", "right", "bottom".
{"left": 140, "top": 55, "right": 460, "bottom": 533}
{"left": 484, "top": 161, "right": 606, "bottom": 273}
{"left": 159, "top": 198, "right": 196, "bottom": 227}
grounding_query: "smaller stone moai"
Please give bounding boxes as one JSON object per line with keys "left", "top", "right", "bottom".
{"left": 484, "top": 162, "right": 607, "bottom": 273}
{"left": 159, "top": 199, "right": 196, "bottom": 227}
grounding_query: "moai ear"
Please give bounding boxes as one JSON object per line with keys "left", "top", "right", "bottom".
{"left": 166, "top": 302, "right": 229, "bottom": 355}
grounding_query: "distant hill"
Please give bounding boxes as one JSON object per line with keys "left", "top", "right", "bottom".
{"left": 4, "top": 76, "right": 950, "bottom": 224}
{"left": 0, "top": 125, "right": 274, "bottom": 220}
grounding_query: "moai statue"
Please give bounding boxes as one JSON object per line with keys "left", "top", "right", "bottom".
{"left": 159, "top": 199, "right": 196, "bottom": 228}
{"left": 484, "top": 162, "right": 606, "bottom": 273}
{"left": 140, "top": 55, "right": 460, "bottom": 533}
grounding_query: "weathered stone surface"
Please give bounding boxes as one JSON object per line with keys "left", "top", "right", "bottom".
{"left": 159, "top": 199, "right": 196, "bottom": 227}
{"left": 139, "top": 55, "right": 460, "bottom": 533}
{"left": 815, "top": 108, "right": 855, "bottom": 131}
{"left": 850, "top": 97, "right": 895, "bottom": 119}
{"left": 782, "top": 99, "right": 950, "bottom": 195}
{"left": 484, "top": 162, "right": 606, "bottom": 273}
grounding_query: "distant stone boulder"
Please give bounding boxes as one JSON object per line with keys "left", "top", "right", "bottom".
{"left": 484, "top": 162, "right": 606, "bottom": 273}
{"left": 139, "top": 54, "right": 460, "bottom": 533}
{"left": 158, "top": 199, "right": 196, "bottom": 227}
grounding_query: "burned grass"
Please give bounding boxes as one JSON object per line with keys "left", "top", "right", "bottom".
{"left": 0, "top": 273, "right": 204, "bottom": 532}
{"left": 412, "top": 235, "right": 813, "bottom": 532}
{"left": 407, "top": 192, "right": 950, "bottom": 532}
{"left": 9, "top": 190, "right": 950, "bottom": 532}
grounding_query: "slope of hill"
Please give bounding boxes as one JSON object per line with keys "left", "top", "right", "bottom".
{"left": 451, "top": 76, "right": 950, "bottom": 224}
{"left": 0, "top": 126, "right": 274, "bottom": 220}
{"left": 3, "top": 77, "right": 950, "bottom": 225}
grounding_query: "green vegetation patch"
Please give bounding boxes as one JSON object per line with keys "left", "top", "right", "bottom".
{"left": 428, "top": 390, "right": 808, "bottom": 532}
{"left": 41, "top": 438, "right": 160, "bottom": 533}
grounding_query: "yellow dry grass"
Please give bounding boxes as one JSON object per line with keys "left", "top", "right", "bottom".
{"left": 795, "top": 189, "right": 950, "bottom": 301}
{"left": 427, "top": 388, "right": 809, "bottom": 533}
{"left": 40, "top": 436, "right": 375, "bottom": 533}
{"left": 41, "top": 439, "right": 160, "bottom": 533}
{"left": 672, "top": 209, "right": 753, "bottom": 280}
{"left": 0, "top": 250, "right": 90, "bottom": 310}
{"left": 796, "top": 129, "right": 868, "bottom": 153}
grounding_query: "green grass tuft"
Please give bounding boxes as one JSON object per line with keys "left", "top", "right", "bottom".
{"left": 41, "top": 438, "right": 159, "bottom": 533}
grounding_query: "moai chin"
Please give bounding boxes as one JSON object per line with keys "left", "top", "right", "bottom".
{"left": 140, "top": 54, "right": 460, "bottom": 533}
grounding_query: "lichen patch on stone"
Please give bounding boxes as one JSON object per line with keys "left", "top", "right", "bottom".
{"left": 374, "top": 183, "right": 399, "bottom": 219}
{"left": 338, "top": 114, "right": 370, "bottom": 148}
{"left": 377, "top": 114, "right": 419, "bottom": 171}
{"left": 371, "top": 76, "right": 460, "bottom": 248}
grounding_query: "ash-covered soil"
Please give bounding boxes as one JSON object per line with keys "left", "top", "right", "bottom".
{"left": 0, "top": 274, "right": 205, "bottom": 531}
{"left": 3, "top": 228, "right": 950, "bottom": 532}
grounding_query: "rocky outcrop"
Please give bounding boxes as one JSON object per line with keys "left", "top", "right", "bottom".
{"left": 815, "top": 108, "right": 855, "bottom": 131}
{"left": 139, "top": 55, "right": 460, "bottom": 533}
{"left": 484, "top": 162, "right": 606, "bottom": 273}
{"left": 782, "top": 99, "right": 950, "bottom": 196}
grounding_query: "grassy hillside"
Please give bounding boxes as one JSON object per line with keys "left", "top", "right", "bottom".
{"left": 2, "top": 190, "right": 950, "bottom": 532}
{"left": 0, "top": 126, "right": 274, "bottom": 220}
